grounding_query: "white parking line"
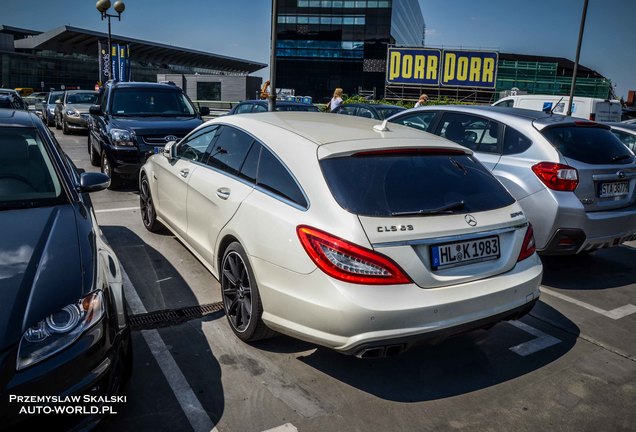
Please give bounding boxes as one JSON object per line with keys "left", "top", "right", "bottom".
{"left": 541, "top": 287, "right": 636, "bottom": 320}
{"left": 95, "top": 206, "right": 138, "bottom": 214}
{"left": 508, "top": 320, "right": 561, "bottom": 356}
{"left": 261, "top": 424, "right": 298, "bottom": 432}
{"left": 121, "top": 267, "right": 218, "bottom": 432}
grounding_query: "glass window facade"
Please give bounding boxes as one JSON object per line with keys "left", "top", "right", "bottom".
{"left": 276, "top": 0, "right": 425, "bottom": 101}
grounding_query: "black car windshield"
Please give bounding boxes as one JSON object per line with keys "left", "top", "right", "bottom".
{"left": 111, "top": 88, "right": 197, "bottom": 117}
{"left": 66, "top": 92, "right": 98, "bottom": 104}
{"left": 320, "top": 150, "right": 515, "bottom": 217}
{"left": 542, "top": 125, "right": 634, "bottom": 165}
{"left": 0, "top": 127, "right": 66, "bottom": 210}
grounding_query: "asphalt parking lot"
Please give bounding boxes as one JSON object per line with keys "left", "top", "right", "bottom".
{"left": 54, "top": 128, "right": 636, "bottom": 432}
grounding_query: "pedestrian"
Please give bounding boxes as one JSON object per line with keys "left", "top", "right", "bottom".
{"left": 328, "top": 87, "right": 343, "bottom": 112}
{"left": 414, "top": 93, "right": 429, "bottom": 108}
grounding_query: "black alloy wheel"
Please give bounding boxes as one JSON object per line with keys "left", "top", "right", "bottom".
{"left": 139, "top": 176, "right": 162, "bottom": 232}
{"left": 221, "top": 242, "right": 274, "bottom": 342}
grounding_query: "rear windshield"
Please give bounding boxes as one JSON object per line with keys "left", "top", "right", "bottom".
{"left": 320, "top": 151, "right": 516, "bottom": 217}
{"left": 542, "top": 125, "right": 634, "bottom": 165}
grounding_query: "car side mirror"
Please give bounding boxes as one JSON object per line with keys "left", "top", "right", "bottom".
{"left": 163, "top": 140, "right": 176, "bottom": 161}
{"left": 89, "top": 105, "right": 102, "bottom": 116}
{"left": 200, "top": 106, "right": 210, "bottom": 116}
{"left": 78, "top": 172, "right": 110, "bottom": 192}
{"left": 55, "top": 99, "right": 62, "bottom": 104}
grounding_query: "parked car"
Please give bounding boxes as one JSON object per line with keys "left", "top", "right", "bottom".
{"left": 0, "top": 88, "right": 27, "bottom": 110}
{"left": 40, "top": 91, "right": 63, "bottom": 127}
{"left": 605, "top": 122, "right": 636, "bottom": 152}
{"left": 139, "top": 112, "right": 542, "bottom": 357}
{"left": 0, "top": 108, "right": 132, "bottom": 430}
{"left": 0, "top": 93, "right": 27, "bottom": 110}
{"left": 332, "top": 102, "right": 405, "bottom": 120}
{"left": 54, "top": 90, "right": 98, "bottom": 134}
{"left": 88, "top": 81, "right": 210, "bottom": 189}
{"left": 22, "top": 92, "right": 48, "bottom": 117}
{"left": 388, "top": 106, "right": 636, "bottom": 254}
{"left": 228, "top": 99, "right": 320, "bottom": 115}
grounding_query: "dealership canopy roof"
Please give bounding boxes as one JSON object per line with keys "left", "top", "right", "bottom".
{"left": 6, "top": 25, "right": 266, "bottom": 74}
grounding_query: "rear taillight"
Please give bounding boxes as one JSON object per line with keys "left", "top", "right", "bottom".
{"left": 518, "top": 223, "right": 536, "bottom": 262}
{"left": 296, "top": 225, "right": 411, "bottom": 285}
{"left": 531, "top": 162, "right": 579, "bottom": 191}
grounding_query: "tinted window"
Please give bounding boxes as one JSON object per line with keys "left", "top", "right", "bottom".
{"left": 336, "top": 106, "right": 358, "bottom": 116}
{"left": 239, "top": 142, "right": 261, "bottom": 183}
{"left": 176, "top": 126, "right": 218, "bottom": 162}
{"left": 252, "top": 104, "right": 267, "bottom": 112}
{"left": 320, "top": 151, "right": 515, "bottom": 217}
{"left": 375, "top": 107, "right": 404, "bottom": 120}
{"left": 542, "top": 126, "right": 634, "bottom": 164}
{"left": 503, "top": 127, "right": 532, "bottom": 155}
{"left": 235, "top": 103, "right": 254, "bottom": 114}
{"left": 257, "top": 147, "right": 307, "bottom": 207}
{"left": 495, "top": 100, "right": 514, "bottom": 108}
{"left": 66, "top": 92, "right": 98, "bottom": 104}
{"left": 437, "top": 113, "right": 501, "bottom": 153}
{"left": 358, "top": 107, "right": 374, "bottom": 118}
{"left": 391, "top": 111, "right": 437, "bottom": 132}
{"left": 111, "top": 88, "right": 196, "bottom": 116}
{"left": 207, "top": 126, "right": 254, "bottom": 175}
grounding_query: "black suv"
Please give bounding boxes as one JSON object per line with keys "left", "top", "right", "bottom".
{"left": 88, "top": 81, "right": 209, "bottom": 188}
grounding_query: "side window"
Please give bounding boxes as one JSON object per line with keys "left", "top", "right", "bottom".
{"left": 358, "top": 108, "right": 374, "bottom": 118}
{"left": 239, "top": 141, "right": 261, "bottom": 183}
{"left": 495, "top": 100, "right": 514, "bottom": 108}
{"left": 176, "top": 126, "right": 218, "bottom": 162}
{"left": 391, "top": 112, "right": 437, "bottom": 132}
{"left": 257, "top": 147, "right": 307, "bottom": 208}
{"left": 437, "top": 113, "right": 501, "bottom": 153}
{"left": 235, "top": 103, "right": 254, "bottom": 114}
{"left": 337, "top": 106, "right": 357, "bottom": 116}
{"left": 100, "top": 90, "right": 108, "bottom": 113}
{"left": 252, "top": 104, "right": 267, "bottom": 113}
{"left": 611, "top": 130, "right": 636, "bottom": 152}
{"left": 503, "top": 126, "right": 533, "bottom": 155}
{"left": 207, "top": 126, "right": 254, "bottom": 175}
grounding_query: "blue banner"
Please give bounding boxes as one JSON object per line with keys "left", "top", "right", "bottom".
{"left": 441, "top": 50, "right": 498, "bottom": 88}
{"left": 386, "top": 47, "right": 441, "bottom": 86}
{"left": 118, "top": 45, "right": 127, "bottom": 82}
{"left": 386, "top": 47, "right": 498, "bottom": 89}
{"left": 111, "top": 43, "right": 119, "bottom": 81}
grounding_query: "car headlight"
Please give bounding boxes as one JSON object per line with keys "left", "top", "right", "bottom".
{"left": 17, "top": 291, "right": 105, "bottom": 370}
{"left": 65, "top": 108, "right": 80, "bottom": 117}
{"left": 48, "top": 107, "right": 55, "bottom": 113}
{"left": 109, "top": 128, "right": 135, "bottom": 146}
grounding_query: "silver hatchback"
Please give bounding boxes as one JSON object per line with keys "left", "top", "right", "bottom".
{"left": 389, "top": 106, "right": 636, "bottom": 254}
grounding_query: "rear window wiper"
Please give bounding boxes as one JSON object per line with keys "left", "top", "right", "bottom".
{"left": 391, "top": 200, "right": 465, "bottom": 216}
{"left": 612, "top": 154, "right": 632, "bottom": 162}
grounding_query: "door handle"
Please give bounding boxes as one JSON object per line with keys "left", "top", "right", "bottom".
{"left": 179, "top": 168, "right": 189, "bottom": 178}
{"left": 216, "top": 187, "right": 230, "bottom": 200}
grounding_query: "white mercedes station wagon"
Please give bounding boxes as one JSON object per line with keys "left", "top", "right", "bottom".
{"left": 139, "top": 112, "right": 543, "bottom": 357}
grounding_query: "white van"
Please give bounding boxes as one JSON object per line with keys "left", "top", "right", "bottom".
{"left": 493, "top": 94, "right": 622, "bottom": 122}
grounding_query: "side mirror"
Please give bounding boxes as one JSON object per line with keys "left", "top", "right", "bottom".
{"left": 89, "top": 104, "right": 102, "bottom": 116}
{"left": 78, "top": 172, "right": 110, "bottom": 192}
{"left": 163, "top": 140, "right": 176, "bottom": 161}
{"left": 55, "top": 99, "right": 62, "bottom": 104}
{"left": 200, "top": 106, "right": 210, "bottom": 116}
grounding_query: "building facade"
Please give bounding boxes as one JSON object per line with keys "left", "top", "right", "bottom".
{"left": 275, "top": 0, "right": 425, "bottom": 101}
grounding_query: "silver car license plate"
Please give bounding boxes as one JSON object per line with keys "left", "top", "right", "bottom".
{"left": 598, "top": 181, "right": 629, "bottom": 198}
{"left": 431, "top": 235, "right": 500, "bottom": 270}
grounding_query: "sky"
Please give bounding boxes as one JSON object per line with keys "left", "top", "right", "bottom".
{"left": 3, "top": 0, "right": 635, "bottom": 98}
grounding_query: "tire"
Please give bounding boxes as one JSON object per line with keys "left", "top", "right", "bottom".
{"left": 88, "top": 134, "right": 100, "bottom": 167}
{"left": 139, "top": 175, "right": 163, "bottom": 232}
{"left": 55, "top": 114, "right": 61, "bottom": 130}
{"left": 221, "top": 242, "right": 275, "bottom": 342}
{"left": 101, "top": 151, "right": 121, "bottom": 190}
{"left": 62, "top": 118, "right": 69, "bottom": 135}
{"left": 47, "top": 115, "right": 54, "bottom": 127}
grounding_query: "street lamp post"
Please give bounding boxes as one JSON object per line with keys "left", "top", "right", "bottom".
{"left": 268, "top": 0, "right": 278, "bottom": 112}
{"left": 567, "top": 0, "right": 589, "bottom": 116}
{"left": 96, "top": 0, "right": 126, "bottom": 81}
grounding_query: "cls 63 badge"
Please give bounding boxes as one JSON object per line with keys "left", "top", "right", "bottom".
{"left": 377, "top": 225, "right": 414, "bottom": 232}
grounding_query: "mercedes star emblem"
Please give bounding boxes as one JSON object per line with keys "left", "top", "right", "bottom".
{"left": 465, "top": 214, "right": 477, "bottom": 226}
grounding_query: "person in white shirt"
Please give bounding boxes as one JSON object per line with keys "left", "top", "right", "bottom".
{"left": 414, "top": 93, "right": 429, "bottom": 108}
{"left": 329, "top": 88, "right": 344, "bottom": 112}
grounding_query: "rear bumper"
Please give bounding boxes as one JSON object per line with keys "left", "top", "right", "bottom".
{"left": 255, "top": 253, "right": 543, "bottom": 355}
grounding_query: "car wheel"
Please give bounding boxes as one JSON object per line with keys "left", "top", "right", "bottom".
{"left": 47, "top": 115, "right": 54, "bottom": 127}
{"left": 221, "top": 242, "right": 275, "bottom": 342}
{"left": 55, "top": 114, "right": 61, "bottom": 130}
{"left": 88, "top": 134, "right": 100, "bottom": 167}
{"left": 101, "top": 152, "right": 121, "bottom": 190}
{"left": 62, "top": 119, "right": 69, "bottom": 135}
{"left": 139, "top": 175, "right": 163, "bottom": 232}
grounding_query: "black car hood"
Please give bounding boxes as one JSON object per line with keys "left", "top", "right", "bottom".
{"left": 0, "top": 205, "right": 84, "bottom": 351}
{"left": 109, "top": 116, "right": 203, "bottom": 136}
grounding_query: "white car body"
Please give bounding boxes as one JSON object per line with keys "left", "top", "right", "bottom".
{"left": 139, "top": 113, "right": 542, "bottom": 357}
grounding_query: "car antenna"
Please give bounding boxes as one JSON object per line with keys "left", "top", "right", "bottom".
{"left": 550, "top": 97, "right": 564, "bottom": 115}
{"left": 373, "top": 119, "right": 390, "bottom": 132}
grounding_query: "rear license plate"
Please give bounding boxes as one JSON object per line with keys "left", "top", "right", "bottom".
{"left": 431, "top": 235, "right": 500, "bottom": 270}
{"left": 598, "top": 181, "right": 629, "bottom": 198}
